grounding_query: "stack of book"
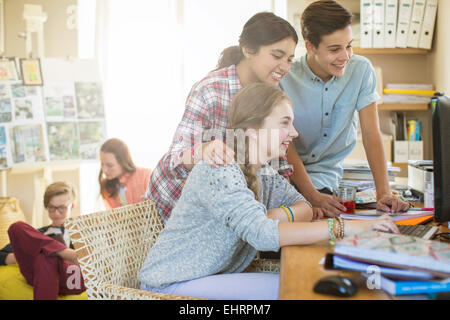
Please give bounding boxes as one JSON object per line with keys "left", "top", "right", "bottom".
{"left": 342, "top": 162, "right": 400, "bottom": 182}
{"left": 326, "top": 231, "right": 450, "bottom": 296}
{"left": 383, "top": 83, "right": 434, "bottom": 104}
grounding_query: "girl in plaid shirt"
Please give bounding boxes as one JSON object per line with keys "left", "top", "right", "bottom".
{"left": 145, "top": 12, "right": 298, "bottom": 223}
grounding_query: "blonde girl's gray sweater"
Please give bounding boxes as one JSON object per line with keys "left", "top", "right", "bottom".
{"left": 138, "top": 161, "right": 310, "bottom": 289}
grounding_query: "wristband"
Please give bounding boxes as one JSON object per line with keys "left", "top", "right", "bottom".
{"left": 281, "top": 206, "right": 292, "bottom": 222}
{"left": 281, "top": 205, "right": 294, "bottom": 222}
{"left": 328, "top": 218, "right": 336, "bottom": 245}
{"left": 285, "top": 205, "right": 294, "bottom": 222}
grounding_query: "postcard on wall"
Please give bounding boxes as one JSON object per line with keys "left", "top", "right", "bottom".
{"left": 0, "top": 83, "right": 11, "bottom": 123}
{"left": 75, "top": 82, "right": 105, "bottom": 119}
{"left": 78, "top": 121, "right": 106, "bottom": 160}
{"left": 0, "top": 126, "right": 9, "bottom": 168}
{"left": 0, "top": 58, "right": 19, "bottom": 81}
{"left": 10, "top": 82, "right": 44, "bottom": 123}
{"left": 20, "top": 58, "right": 43, "bottom": 86}
{"left": 14, "top": 98, "right": 34, "bottom": 121}
{"left": 43, "top": 82, "right": 77, "bottom": 121}
{"left": 10, "top": 124, "right": 47, "bottom": 163}
{"left": 46, "top": 121, "right": 79, "bottom": 161}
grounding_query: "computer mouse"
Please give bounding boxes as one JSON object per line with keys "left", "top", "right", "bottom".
{"left": 313, "top": 275, "right": 358, "bottom": 297}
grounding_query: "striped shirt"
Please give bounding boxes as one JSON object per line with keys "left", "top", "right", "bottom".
{"left": 144, "top": 65, "right": 293, "bottom": 223}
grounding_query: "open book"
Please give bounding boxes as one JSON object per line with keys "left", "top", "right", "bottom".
{"left": 334, "top": 231, "right": 450, "bottom": 278}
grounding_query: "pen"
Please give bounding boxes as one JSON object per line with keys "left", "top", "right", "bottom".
{"left": 408, "top": 208, "right": 434, "bottom": 211}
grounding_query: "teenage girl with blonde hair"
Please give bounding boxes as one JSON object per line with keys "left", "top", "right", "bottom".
{"left": 138, "top": 83, "right": 398, "bottom": 300}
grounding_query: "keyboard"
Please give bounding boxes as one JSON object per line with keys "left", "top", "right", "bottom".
{"left": 397, "top": 224, "right": 439, "bottom": 240}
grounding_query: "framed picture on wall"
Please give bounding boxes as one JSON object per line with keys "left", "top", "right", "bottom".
{"left": 20, "top": 58, "right": 43, "bottom": 86}
{"left": 0, "top": 58, "right": 20, "bottom": 81}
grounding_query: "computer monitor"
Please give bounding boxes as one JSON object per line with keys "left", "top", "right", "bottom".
{"left": 431, "top": 95, "right": 450, "bottom": 222}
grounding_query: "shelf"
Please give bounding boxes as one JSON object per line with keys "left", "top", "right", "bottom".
{"left": 378, "top": 104, "right": 429, "bottom": 111}
{"left": 353, "top": 48, "right": 431, "bottom": 55}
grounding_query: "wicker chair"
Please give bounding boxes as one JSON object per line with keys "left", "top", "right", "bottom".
{"left": 64, "top": 200, "right": 279, "bottom": 300}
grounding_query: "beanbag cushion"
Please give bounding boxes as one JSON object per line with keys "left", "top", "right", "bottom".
{"left": 0, "top": 264, "right": 87, "bottom": 300}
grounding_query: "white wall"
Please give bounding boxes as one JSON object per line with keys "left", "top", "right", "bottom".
{"left": 4, "top": 0, "right": 77, "bottom": 58}
{"left": 430, "top": 0, "right": 450, "bottom": 94}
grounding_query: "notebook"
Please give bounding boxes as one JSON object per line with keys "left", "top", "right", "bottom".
{"left": 363, "top": 274, "right": 450, "bottom": 295}
{"left": 334, "top": 231, "right": 450, "bottom": 278}
{"left": 324, "top": 253, "right": 436, "bottom": 280}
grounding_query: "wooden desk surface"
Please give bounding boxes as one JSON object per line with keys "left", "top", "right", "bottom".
{"left": 279, "top": 206, "right": 450, "bottom": 300}
{"left": 279, "top": 241, "right": 391, "bottom": 300}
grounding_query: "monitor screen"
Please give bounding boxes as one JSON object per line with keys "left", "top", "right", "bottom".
{"left": 431, "top": 95, "right": 450, "bottom": 222}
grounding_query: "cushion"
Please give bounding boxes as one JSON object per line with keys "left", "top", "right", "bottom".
{"left": 0, "top": 264, "right": 87, "bottom": 300}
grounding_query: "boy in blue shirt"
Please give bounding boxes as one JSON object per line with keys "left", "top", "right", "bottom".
{"left": 280, "top": 0, "right": 409, "bottom": 218}
{"left": 279, "top": 0, "right": 409, "bottom": 219}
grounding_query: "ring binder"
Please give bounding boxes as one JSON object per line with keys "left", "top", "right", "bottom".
{"left": 361, "top": 0, "right": 375, "bottom": 48}
{"left": 407, "top": 0, "right": 426, "bottom": 48}
{"left": 418, "top": 0, "right": 438, "bottom": 50}
{"left": 396, "top": 0, "right": 413, "bottom": 48}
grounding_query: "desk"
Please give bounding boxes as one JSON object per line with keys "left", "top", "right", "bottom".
{"left": 279, "top": 206, "right": 450, "bottom": 300}
{"left": 279, "top": 241, "right": 391, "bottom": 300}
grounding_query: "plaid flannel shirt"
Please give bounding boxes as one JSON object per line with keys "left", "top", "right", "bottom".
{"left": 145, "top": 65, "right": 293, "bottom": 223}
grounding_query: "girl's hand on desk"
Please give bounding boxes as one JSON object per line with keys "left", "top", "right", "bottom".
{"left": 370, "top": 215, "right": 400, "bottom": 234}
{"left": 376, "top": 194, "right": 410, "bottom": 213}
{"left": 347, "top": 215, "right": 399, "bottom": 235}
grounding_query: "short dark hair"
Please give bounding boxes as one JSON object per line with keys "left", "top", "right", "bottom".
{"left": 43, "top": 182, "right": 76, "bottom": 208}
{"left": 301, "top": 0, "right": 353, "bottom": 48}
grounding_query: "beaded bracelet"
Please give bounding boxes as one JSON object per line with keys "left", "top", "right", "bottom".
{"left": 281, "top": 206, "right": 293, "bottom": 222}
{"left": 337, "top": 217, "right": 345, "bottom": 239}
{"left": 328, "top": 218, "right": 336, "bottom": 245}
{"left": 332, "top": 217, "right": 345, "bottom": 240}
{"left": 333, "top": 218, "right": 339, "bottom": 240}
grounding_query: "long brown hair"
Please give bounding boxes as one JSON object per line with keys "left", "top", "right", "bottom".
{"left": 227, "top": 83, "right": 292, "bottom": 200}
{"left": 216, "top": 12, "right": 298, "bottom": 70}
{"left": 99, "top": 138, "right": 136, "bottom": 198}
{"left": 301, "top": 0, "right": 352, "bottom": 48}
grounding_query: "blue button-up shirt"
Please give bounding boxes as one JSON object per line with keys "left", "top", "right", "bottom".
{"left": 280, "top": 54, "right": 380, "bottom": 191}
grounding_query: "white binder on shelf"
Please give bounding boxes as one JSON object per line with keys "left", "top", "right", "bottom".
{"left": 361, "top": 0, "right": 374, "bottom": 48}
{"left": 418, "top": 0, "right": 438, "bottom": 50}
{"left": 373, "top": 0, "right": 386, "bottom": 48}
{"left": 384, "top": 0, "right": 398, "bottom": 48}
{"left": 396, "top": 0, "right": 413, "bottom": 48}
{"left": 407, "top": 0, "right": 426, "bottom": 48}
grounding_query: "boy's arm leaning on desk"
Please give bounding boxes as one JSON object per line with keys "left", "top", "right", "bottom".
{"left": 359, "top": 103, "right": 409, "bottom": 213}
{"left": 286, "top": 143, "right": 346, "bottom": 218}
